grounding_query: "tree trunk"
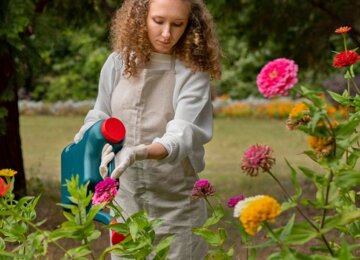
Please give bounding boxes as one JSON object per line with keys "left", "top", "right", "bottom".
{"left": 0, "top": 51, "right": 27, "bottom": 198}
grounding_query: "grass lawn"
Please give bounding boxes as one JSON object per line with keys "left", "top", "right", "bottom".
{"left": 19, "top": 115, "right": 320, "bottom": 258}
{"left": 20, "top": 116, "right": 316, "bottom": 196}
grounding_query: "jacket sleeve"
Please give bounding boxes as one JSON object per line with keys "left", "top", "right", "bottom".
{"left": 153, "top": 66, "right": 213, "bottom": 170}
{"left": 75, "top": 52, "right": 122, "bottom": 134}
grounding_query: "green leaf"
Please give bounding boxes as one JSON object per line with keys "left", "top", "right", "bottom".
{"left": 335, "top": 117, "right": 360, "bottom": 138}
{"left": 322, "top": 211, "right": 360, "bottom": 233}
{"left": 299, "top": 166, "right": 325, "bottom": 185}
{"left": 0, "top": 237, "right": 5, "bottom": 250}
{"left": 152, "top": 235, "right": 174, "bottom": 260}
{"left": 86, "top": 204, "right": 102, "bottom": 222}
{"left": 192, "top": 227, "right": 223, "bottom": 247}
{"left": 279, "top": 214, "right": 295, "bottom": 241}
{"left": 64, "top": 244, "right": 92, "bottom": 259}
{"left": 334, "top": 170, "right": 360, "bottom": 190}
{"left": 347, "top": 219, "right": 360, "bottom": 238}
{"left": 203, "top": 204, "right": 224, "bottom": 228}
{"left": 337, "top": 240, "right": 352, "bottom": 260}
{"left": 284, "top": 222, "right": 318, "bottom": 245}
{"left": 108, "top": 222, "right": 129, "bottom": 234}
{"left": 226, "top": 247, "right": 234, "bottom": 257}
{"left": 128, "top": 221, "right": 139, "bottom": 241}
{"left": 328, "top": 91, "right": 347, "bottom": 104}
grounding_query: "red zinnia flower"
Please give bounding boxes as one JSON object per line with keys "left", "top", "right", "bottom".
{"left": 335, "top": 26, "right": 351, "bottom": 34}
{"left": 332, "top": 50, "right": 360, "bottom": 68}
{"left": 0, "top": 178, "right": 11, "bottom": 197}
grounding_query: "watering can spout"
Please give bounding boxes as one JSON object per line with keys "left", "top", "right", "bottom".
{"left": 61, "top": 117, "right": 126, "bottom": 224}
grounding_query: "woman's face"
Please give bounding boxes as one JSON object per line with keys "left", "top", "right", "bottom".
{"left": 146, "top": 0, "right": 190, "bottom": 54}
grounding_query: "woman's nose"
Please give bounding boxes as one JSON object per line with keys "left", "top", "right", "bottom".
{"left": 162, "top": 26, "right": 171, "bottom": 40}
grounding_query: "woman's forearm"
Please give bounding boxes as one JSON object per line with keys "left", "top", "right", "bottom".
{"left": 146, "top": 143, "right": 168, "bottom": 160}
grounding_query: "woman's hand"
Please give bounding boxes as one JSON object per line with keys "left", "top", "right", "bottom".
{"left": 99, "top": 143, "right": 115, "bottom": 179}
{"left": 111, "top": 145, "right": 148, "bottom": 179}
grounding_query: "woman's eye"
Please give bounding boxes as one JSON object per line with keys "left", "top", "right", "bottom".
{"left": 173, "top": 23, "right": 183, "bottom": 27}
{"left": 153, "top": 19, "right": 163, "bottom": 24}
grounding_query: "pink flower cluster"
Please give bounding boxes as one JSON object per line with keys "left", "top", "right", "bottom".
{"left": 256, "top": 58, "right": 298, "bottom": 98}
{"left": 227, "top": 195, "right": 245, "bottom": 208}
{"left": 241, "top": 144, "right": 275, "bottom": 176}
{"left": 191, "top": 179, "right": 215, "bottom": 199}
{"left": 92, "top": 177, "right": 119, "bottom": 206}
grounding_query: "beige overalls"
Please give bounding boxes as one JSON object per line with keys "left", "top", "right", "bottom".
{"left": 110, "top": 53, "right": 208, "bottom": 259}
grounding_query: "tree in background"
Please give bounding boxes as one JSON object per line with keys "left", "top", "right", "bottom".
{"left": 0, "top": 0, "right": 120, "bottom": 197}
{"left": 207, "top": 0, "right": 360, "bottom": 99}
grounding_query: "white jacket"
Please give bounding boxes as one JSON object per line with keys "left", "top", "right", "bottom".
{"left": 77, "top": 52, "right": 213, "bottom": 173}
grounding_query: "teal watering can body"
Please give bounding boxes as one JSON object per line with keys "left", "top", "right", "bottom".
{"left": 61, "top": 118, "right": 126, "bottom": 224}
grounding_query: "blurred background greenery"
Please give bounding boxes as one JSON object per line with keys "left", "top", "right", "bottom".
{"left": 1, "top": 0, "right": 360, "bottom": 198}
{"left": 3, "top": 0, "right": 360, "bottom": 103}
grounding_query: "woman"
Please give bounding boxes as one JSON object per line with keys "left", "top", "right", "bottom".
{"left": 74, "top": 0, "right": 221, "bottom": 258}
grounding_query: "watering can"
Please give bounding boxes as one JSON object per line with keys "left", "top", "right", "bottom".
{"left": 61, "top": 117, "right": 126, "bottom": 224}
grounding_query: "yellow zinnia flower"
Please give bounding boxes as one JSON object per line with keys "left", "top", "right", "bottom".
{"left": 307, "top": 136, "right": 334, "bottom": 156}
{"left": 289, "top": 102, "right": 309, "bottom": 119}
{"left": 239, "top": 195, "right": 281, "bottom": 236}
{"left": 286, "top": 103, "right": 311, "bottom": 130}
{"left": 0, "top": 169, "right": 17, "bottom": 177}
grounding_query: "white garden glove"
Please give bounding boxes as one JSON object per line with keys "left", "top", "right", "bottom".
{"left": 99, "top": 143, "right": 115, "bottom": 179}
{"left": 74, "top": 131, "right": 85, "bottom": 144}
{"left": 111, "top": 145, "right": 148, "bottom": 179}
{"left": 73, "top": 122, "right": 93, "bottom": 144}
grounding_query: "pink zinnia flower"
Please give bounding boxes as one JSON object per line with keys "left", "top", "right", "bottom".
{"left": 241, "top": 144, "right": 275, "bottom": 176}
{"left": 227, "top": 195, "right": 245, "bottom": 208}
{"left": 92, "top": 177, "right": 119, "bottom": 206}
{"left": 332, "top": 50, "right": 360, "bottom": 68}
{"left": 256, "top": 58, "right": 298, "bottom": 98}
{"left": 191, "top": 179, "right": 215, "bottom": 199}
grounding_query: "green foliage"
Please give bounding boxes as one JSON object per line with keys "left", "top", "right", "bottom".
{"left": 0, "top": 174, "right": 173, "bottom": 259}
{"left": 194, "top": 29, "right": 360, "bottom": 258}
{"left": 192, "top": 197, "right": 234, "bottom": 260}
{"left": 32, "top": 26, "right": 110, "bottom": 101}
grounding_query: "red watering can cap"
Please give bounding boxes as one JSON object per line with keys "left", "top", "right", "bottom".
{"left": 101, "top": 117, "right": 126, "bottom": 143}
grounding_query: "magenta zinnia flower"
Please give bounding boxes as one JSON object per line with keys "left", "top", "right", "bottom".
{"left": 256, "top": 58, "right": 298, "bottom": 98}
{"left": 191, "top": 179, "right": 215, "bottom": 199}
{"left": 241, "top": 144, "right": 275, "bottom": 176}
{"left": 332, "top": 50, "right": 360, "bottom": 68}
{"left": 227, "top": 195, "right": 245, "bottom": 208}
{"left": 92, "top": 177, "right": 119, "bottom": 206}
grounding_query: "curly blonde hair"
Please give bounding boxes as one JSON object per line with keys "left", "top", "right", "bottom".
{"left": 110, "top": 0, "right": 221, "bottom": 79}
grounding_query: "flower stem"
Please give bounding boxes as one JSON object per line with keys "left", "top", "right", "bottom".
{"left": 112, "top": 199, "right": 129, "bottom": 223}
{"left": 266, "top": 170, "right": 334, "bottom": 256}
{"left": 262, "top": 221, "right": 284, "bottom": 249}
{"left": 266, "top": 170, "right": 317, "bottom": 228}
{"left": 320, "top": 170, "right": 334, "bottom": 229}
{"left": 350, "top": 77, "right": 360, "bottom": 94}
{"left": 204, "top": 197, "right": 216, "bottom": 216}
